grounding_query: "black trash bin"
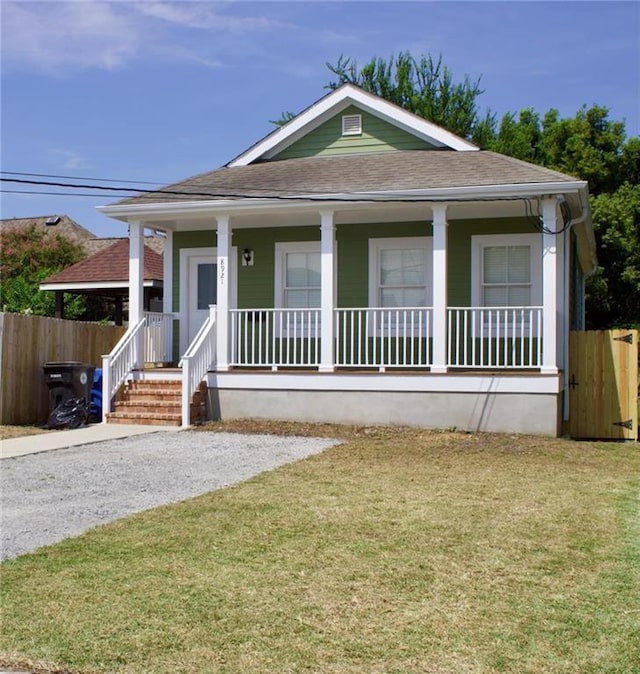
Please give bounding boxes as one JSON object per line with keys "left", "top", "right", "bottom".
{"left": 43, "top": 361, "right": 96, "bottom": 415}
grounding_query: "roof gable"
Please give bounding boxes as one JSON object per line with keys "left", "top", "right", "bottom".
{"left": 274, "top": 105, "right": 436, "bottom": 160}
{"left": 228, "top": 84, "right": 477, "bottom": 167}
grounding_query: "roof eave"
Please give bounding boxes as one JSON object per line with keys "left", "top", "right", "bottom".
{"left": 97, "top": 180, "right": 590, "bottom": 222}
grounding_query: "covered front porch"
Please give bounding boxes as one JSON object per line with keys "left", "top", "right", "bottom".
{"left": 101, "top": 196, "right": 566, "bottom": 431}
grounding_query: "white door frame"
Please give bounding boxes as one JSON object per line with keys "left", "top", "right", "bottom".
{"left": 179, "top": 247, "right": 237, "bottom": 355}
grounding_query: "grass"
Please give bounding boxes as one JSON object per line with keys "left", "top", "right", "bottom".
{"left": 1, "top": 422, "right": 639, "bottom": 674}
{"left": 0, "top": 425, "right": 51, "bottom": 440}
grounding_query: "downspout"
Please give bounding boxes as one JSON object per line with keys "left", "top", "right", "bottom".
{"left": 560, "top": 196, "right": 593, "bottom": 423}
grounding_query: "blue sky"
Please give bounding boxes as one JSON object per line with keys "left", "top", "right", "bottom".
{"left": 1, "top": 1, "right": 638, "bottom": 238}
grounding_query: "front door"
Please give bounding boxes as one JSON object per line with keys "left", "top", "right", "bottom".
{"left": 180, "top": 247, "right": 237, "bottom": 354}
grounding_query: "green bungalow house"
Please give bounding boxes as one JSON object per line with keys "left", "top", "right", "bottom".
{"left": 99, "top": 83, "right": 596, "bottom": 435}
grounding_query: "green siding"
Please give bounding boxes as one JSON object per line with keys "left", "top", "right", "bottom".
{"left": 274, "top": 105, "right": 435, "bottom": 159}
{"left": 173, "top": 217, "right": 539, "bottom": 352}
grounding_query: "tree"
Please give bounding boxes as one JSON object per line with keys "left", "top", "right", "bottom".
{"left": 325, "top": 52, "right": 494, "bottom": 140}
{"left": 0, "top": 225, "right": 86, "bottom": 317}
{"left": 586, "top": 184, "right": 640, "bottom": 328}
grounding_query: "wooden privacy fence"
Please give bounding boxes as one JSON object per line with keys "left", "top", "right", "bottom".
{"left": 569, "top": 329, "right": 638, "bottom": 440}
{"left": 0, "top": 313, "right": 125, "bottom": 425}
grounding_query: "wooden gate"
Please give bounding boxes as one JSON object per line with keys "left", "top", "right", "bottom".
{"left": 568, "top": 330, "right": 638, "bottom": 440}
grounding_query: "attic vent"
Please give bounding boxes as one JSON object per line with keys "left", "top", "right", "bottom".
{"left": 342, "top": 114, "right": 362, "bottom": 136}
{"left": 45, "top": 216, "right": 61, "bottom": 226}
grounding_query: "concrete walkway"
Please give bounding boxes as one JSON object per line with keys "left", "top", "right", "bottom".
{"left": 1, "top": 423, "right": 182, "bottom": 459}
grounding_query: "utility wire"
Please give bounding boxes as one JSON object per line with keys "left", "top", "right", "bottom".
{"left": 1, "top": 171, "right": 167, "bottom": 186}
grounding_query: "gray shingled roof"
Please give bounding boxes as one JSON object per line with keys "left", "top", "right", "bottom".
{"left": 0, "top": 215, "right": 95, "bottom": 246}
{"left": 114, "top": 150, "right": 580, "bottom": 207}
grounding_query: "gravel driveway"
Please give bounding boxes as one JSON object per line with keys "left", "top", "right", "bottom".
{"left": 0, "top": 431, "right": 339, "bottom": 561}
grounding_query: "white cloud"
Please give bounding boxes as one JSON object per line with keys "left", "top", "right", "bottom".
{"left": 0, "top": 2, "right": 139, "bottom": 73}
{"left": 50, "top": 148, "right": 90, "bottom": 170}
{"left": 0, "top": 1, "right": 290, "bottom": 75}
{"left": 133, "top": 2, "right": 286, "bottom": 33}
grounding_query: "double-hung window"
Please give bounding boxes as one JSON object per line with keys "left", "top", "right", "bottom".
{"left": 275, "top": 242, "right": 321, "bottom": 335}
{"left": 471, "top": 233, "right": 542, "bottom": 335}
{"left": 369, "top": 237, "right": 432, "bottom": 334}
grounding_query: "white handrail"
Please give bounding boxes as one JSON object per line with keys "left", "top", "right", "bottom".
{"left": 101, "top": 317, "right": 146, "bottom": 422}
{"left": 180, "top": 305, "right": 217, "bottom": 427}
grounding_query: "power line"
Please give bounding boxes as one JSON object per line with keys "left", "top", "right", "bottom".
{"left": 1, "top": 171, "right": 167, "bottom": 185}
{"left": 1, "top": 189, "right": 140, "bottom": 198}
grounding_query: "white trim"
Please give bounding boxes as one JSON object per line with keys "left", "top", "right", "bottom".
{"left": 471, "top": 233, "right": 542, "bottom": 308}
{"left": 179, "top": 245, "right": 237, "bottom": 355}
{"left": 228, "top": 83, "right": 477, "bottom": 166}
{"left": 274, "top": 240, "right": 322, "bottom": 306}
{"left": 368, "top": 236, "right": 433, "bottom": 310}
{"left": 163, "top": 229, "right": 173, "bottom": 315}
{"left": 98, "top": 181, "right": 588, "bottom": 222}
{"left": 40, "top": 280, "right": 161, "bottom": 291}
{"left": 207, "top": 371, "right": 562, "bottom": 395}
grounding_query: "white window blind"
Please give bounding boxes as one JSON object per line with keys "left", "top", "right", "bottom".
{"left": 482, "top": 245, "right": 531, "bottom": 306}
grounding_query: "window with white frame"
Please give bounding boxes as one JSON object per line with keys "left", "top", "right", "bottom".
{"left": 368, "top": 237, "right": 433, "bottom": 334}
{"left": 369, "top": 237, "right": 432, "bottom": 308}
{"left": 471, "top": 233, "right": 542, "bottom": 334}
{"left": 472, "top": 234, "right": 541, "bottom": 307}
{"left": 275, "top": 242, "right": 321, "bottom": 334}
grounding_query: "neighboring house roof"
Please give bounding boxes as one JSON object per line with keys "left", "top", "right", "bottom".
{"left": 84, "top": 235, "right": 165, "bottom": 256}
{"left": 0, "top": 215, "right": 96, "bottom": 247}
{"left": 40, "top": 238, "right": 163, "bottom": 292}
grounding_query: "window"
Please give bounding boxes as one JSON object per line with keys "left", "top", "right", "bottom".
{"left": 471, "top": 234, "right": 541, "bottom": 308}
{"left": 369, "top": 237, "right": 432, "bottom": 308}
{"left": 275, "top": 242, "right": 321, "bottom": 335}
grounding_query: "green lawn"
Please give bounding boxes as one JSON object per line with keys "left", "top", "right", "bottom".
{"left": 1, "top": 424, "right": 639, "bottom": 674}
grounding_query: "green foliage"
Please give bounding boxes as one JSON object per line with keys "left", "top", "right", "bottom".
{"left": 586, "top": 184, "right": 640, "bottom": 328}
{"left": 0, "top": 225, "right": 86, "bottom": 318}
{"left": 326, "top": 52, "right": 490, "bottom": 140}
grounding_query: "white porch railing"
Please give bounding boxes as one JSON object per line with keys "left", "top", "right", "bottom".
{"left": 335, "top": 308, "right": 433, "bottom": 369}
{"left": 180, "top": 306, "right": 217, "bottom": 426}
{"left": 102, "top": 312, "right": 175, "bottom": 422}
{"left": 101, "top": 316, "right": 146, "bottom": 421}
{"left": 143, "top": 311, "right": 174, "bottom": 364}
{"left": 447, "top": 307, "right": 543, "bottom": 368}
{"left": 230, "top": 309, "right": 321, "bottom": 368}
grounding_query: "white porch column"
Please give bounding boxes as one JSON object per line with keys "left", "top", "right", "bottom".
{"left": 216, "top": 215, "right": 231, "bottom": 371}
{"left": 162, "top": 229, "right": 173, "bottom": 315}
{"left": 128, "top": 220, "right": 144, "bottom": 325}
{"left": 431, "top": 204, "right": 448, "bottom": 373}
{"left": 320, "top": 210, "right": 336, "bottom": 372}
{"left": 128, "top": 220, "right": 144, "bottom": 368}
{"left": 541, "top": 197, "right": 559, "bottom": 374}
